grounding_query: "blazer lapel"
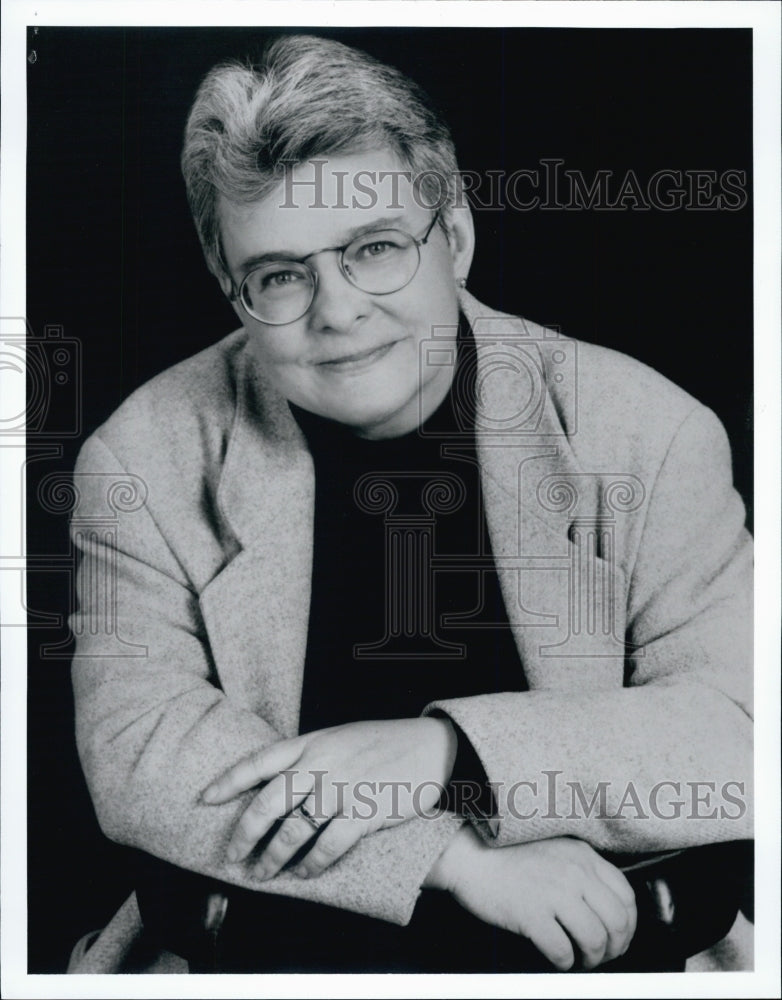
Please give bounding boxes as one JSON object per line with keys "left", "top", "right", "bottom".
{"left": 461, "top": 293, "right": 628, "bottom": 692}
{"left": 198, "top": 345, "right": 314, "bottom": 738}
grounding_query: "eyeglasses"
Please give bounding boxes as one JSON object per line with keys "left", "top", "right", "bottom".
{"left": 230, "top": 211, "right": 441, "bottom": 326}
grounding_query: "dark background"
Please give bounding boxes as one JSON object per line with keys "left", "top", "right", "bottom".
{"left": 26, "top": 26, "right": 752, "bottom": 972}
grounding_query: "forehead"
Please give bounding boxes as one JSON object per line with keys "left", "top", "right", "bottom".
{"left": 219, "top": 148, "right": 428, "bottom": 267}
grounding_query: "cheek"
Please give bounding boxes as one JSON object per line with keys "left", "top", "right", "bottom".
{"left": 247, "top": 327, "right": 307, "bottom": 369}
{"left": 413, "top": 253, "right": 460, "bottom": 318}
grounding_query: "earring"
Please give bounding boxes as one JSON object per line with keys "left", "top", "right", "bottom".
{"left": 458, "top": 277, "right": 467, "bottom": 289}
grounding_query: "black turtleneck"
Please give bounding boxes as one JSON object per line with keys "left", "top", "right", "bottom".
{"left": 211, "top": 320, "right": 533, "bottom": 972}
{"left": 294, "top": 318, "right": 526, "bottom": 737}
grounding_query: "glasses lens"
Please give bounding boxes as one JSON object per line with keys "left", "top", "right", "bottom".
{"left": 240, "top": 262, "right": 314, "bottom": 324}
{"left": 344, "top": 230, "right": 419, "bottom": 294}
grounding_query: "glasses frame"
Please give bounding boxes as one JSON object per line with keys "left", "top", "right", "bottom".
{"left": 230, "top": 209, "right": 442, "bottom": 326}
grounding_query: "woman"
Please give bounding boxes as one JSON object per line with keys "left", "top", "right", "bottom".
{"left": 69, "top": 34, "right": 752, "bottom": 973}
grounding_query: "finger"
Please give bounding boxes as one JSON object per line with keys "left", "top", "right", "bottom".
{"left": 589, "top": 857, "right": 637, "bottom": 943}
{"left": 203, "top": 737, "right": 307, "bottom": 804}
{"left": 226, "top": 770, "right": 314, "bottom": 862}
{"left": 253, "top": 794, "right": 330, "bottom": 880}
{"left": 579, "top": 880, "right": 636, "bottom": 964}
{"left": 524, "top": 916, "right": 576, "bottom": 972}
{"left": 592, "top": 856, "right": 637, "bottom": 910}
{"left": 555, "top": 899, "right": 608, "bottom": 970}
{"left": 293, "top": 817, "right": 364, "bottom": 878}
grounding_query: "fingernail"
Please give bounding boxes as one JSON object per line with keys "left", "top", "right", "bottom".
{"left": 294, "top": 866, "right": 309, "bottom": 879}
{"left": 202, "top": 786, "right": 217, "bottom": 804}
{"left": 254, "top": 864, "right": 269, "bottom": 880}
{"left": 226, "top": 845, "right": 240, "bottom": 863}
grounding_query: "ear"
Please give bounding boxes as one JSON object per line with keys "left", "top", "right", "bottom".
{"left": 216, "top": 269, "right": 233, "bottom": 298}
{"left": 444, "top": 187, "right": 475, "bottom": 284}
{"left": 216, "top": 271, "right": 246, "bottom": 325}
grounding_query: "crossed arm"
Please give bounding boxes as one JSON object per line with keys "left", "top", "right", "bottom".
{"left": 202, "top": 715, "right": 638, "bottom": 968}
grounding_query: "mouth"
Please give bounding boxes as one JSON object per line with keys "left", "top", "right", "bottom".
{"left": 316, "top": 341, "right": 397, "bottom": 372}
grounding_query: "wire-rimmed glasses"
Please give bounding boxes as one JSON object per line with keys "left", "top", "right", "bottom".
{"left": 231, "top": 211, "right": 441, "bottom": 326}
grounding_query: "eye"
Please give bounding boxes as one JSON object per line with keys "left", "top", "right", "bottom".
{"left": 353, "top": 234, "right": 406, "bottom": 263}
{"left": 261, "top": 268, "right": 305, "bottom": 289}
{"left": 362, "top": 240, "right": 394, "bottom": 257}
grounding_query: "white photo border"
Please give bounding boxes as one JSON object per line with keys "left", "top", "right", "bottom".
{"left": 2, "top": 2, "right": 779, "bottom": 998}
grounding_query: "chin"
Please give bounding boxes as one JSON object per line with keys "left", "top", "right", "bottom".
{"left": 324, "top": 378, "right": 411, "bottom": 418}
{"left": 326, "top": 401, "right": 403, "bottom": 434}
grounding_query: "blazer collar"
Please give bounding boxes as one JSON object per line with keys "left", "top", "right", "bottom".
{"left": 216, "top": 349, "right": 314, "bottom": 551}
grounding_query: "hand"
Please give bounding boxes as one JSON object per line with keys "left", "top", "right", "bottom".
{"left": 202, "top": 716, "right": 457, "bottom": 880}
{"left": 426, "top": 827, "right": 637, "bottom": 971}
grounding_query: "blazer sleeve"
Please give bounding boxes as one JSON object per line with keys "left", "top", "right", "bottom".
{"left": 423, "top": 402, "right": 753, "bottom": 852}
{"left": 70, "top": 433, "right": 463, "bottom": 927}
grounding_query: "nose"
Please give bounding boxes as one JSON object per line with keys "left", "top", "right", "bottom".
{"left": 305, "top": 253, "right": 369, "bottom": 334}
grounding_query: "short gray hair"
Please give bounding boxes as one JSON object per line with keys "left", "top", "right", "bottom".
{"left": 181, "top": 34, "right": 460, "bottom": 281}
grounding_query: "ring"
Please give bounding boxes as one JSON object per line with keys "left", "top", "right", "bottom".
{"left": 295, "top": 802, "right": 325, "bottom": 832}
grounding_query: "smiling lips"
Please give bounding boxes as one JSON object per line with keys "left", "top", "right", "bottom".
{"left": 316, "top": 341, "right": 396, "bottom": 371}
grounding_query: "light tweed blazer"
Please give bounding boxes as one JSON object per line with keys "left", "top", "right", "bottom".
{"left": 69, "top": 292, "right": 752, "bottom": 969}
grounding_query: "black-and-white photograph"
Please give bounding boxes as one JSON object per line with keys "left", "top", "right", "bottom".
{"left": 2, "top": 2, "right": 780, "bottom": 995}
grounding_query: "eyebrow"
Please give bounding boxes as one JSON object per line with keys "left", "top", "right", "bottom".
{"left": 234, "top": 215, "right": 408, "bottom": 275}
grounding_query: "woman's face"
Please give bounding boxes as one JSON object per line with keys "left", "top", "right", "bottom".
{"left": 218, "top": 148, "right": 474, "bottom": 439}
